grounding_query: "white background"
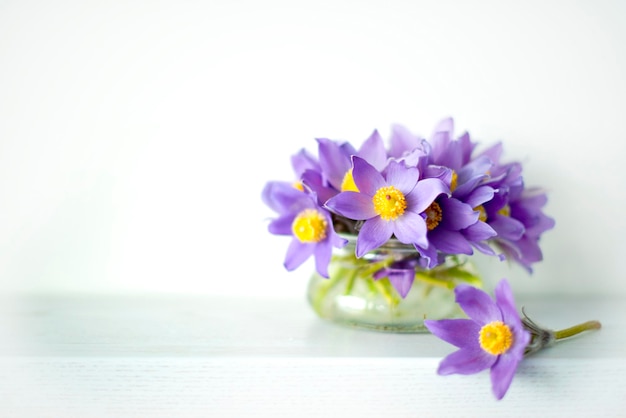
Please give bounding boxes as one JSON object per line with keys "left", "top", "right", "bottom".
{"left": 0, "top": 0, "right": 625, "bottom": 298}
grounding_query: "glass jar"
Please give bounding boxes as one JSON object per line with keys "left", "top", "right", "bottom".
{"left": 307, "top": 236, "right": 482, "bottom": 333}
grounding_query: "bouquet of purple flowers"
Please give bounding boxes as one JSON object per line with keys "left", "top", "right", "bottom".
{"left": 262, "top": 117, "right": 555, "bottom": 299}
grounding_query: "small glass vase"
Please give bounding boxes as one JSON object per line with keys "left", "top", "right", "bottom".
{"left": 307, "top": 236, "right": 482, "bottom": 333}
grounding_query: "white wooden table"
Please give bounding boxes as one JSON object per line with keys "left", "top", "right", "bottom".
{"left": 1, "top": 293, "right": 624, "bottom": 417}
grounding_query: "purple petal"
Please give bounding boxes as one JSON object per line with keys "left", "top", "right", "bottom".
{"left": 471, "top": 240, "right": 497, "bottom": 256}
{"left": 430, "top": 118, "right": 454, "bottom": 152}
{"left": 430, "top": 117, "right": 456, "bottom": 166}
{"left": 454, "top": 284, "right": 502, "bottom": 325}
{"left": 393, "top": 211, "right": 428, "bottom": 247}
{"left": 415, "top": 242, "right": 440, "bottom": 268}
{"left": 384, "top": 160, "right": 420, "bottom": 194}
{"left": 458, "top": 155, "right": 493, "bottom": 183}
{"left": 489, "top": 215, "right": 525, "bottom": 241}
{"left": 439, "top": 198, "right": 478, "bottom": 230}
{"left": 352, "top": 156, "right": 386, "bottom": 195}
{"left": 355, "top": 217, "right": 394, "bottom": 257}
{"left": 463, "top": 185, "right": 495, "bottom": 209}
{"left": 512, "top": 326, "right": 531, "bottom": 356}
{"left": 358, "top": 130, "right": 388, "bottom": 170}
{"left": 510, "top": 197, "right": 545, "bottom": 221}
{"left": 423, "top": 165, "right": 451, "bottom": 182}
{"left": 330, "top": 231, "right": 349, "bottom": 249}
{"left": 386, "top": 270, "right": 415, "bottom": 298}
{"left": 437, "top": 346, "right": 496, "bottom": 376}
{"left": 301, "top": 169, "right": 337, "bottom": 205}
{"left": 494, "top": 280, "right": 520, "bottom": 327}
{"left": 399, "top": 146, "right": 427, "bottom": 167}
{"left": 491, "top": 281, "right": 531, "bottom": 384}
{"left": 463, "top": 221, "right": 497, "bottom": 242}
{"left": 441, "top": 137, "right": 464, "bottom": 170}
{"left": 339, "top": 140, "right": 358, "bottom": 157}
{"left": 268, "top": 214, "right": 296, "bottom": 235}
{"left": 407, "top": 178, "right": 449, "bottom": 214}
{"left": 453, "top": 174, "right": 485, "bottom": 199}
{"left": 313, "top": 239, "right": 333, "bottom": 278}
{"left": 261, "top": 181, "right": 306, "bottom": 213}
{"left": 424, "top": 318, "right": 482, "bottom": 348}
{"left": 284, "top": 239, "right": 315, "bottom": 271}
{"left": 316, "top": 138, "right": 351, "bottom": 190}
{"left": 432, "top": 116, "right": 454, "bottom": 135}
{"left": 495, "top": 240, "right": 524, "bottom": 267}
{"left": 291, "top": 148, "right": 320, "bottom": 177}
{"left": 430, "top": 229, "right": 473, "bottom": 255}
{"left": 325, "top": 191, "right": 377, "bottom": 220}
{"left": 516, "top": 189, "right": 548, "bottom": 210}
{"left": 515, "top": 236, "right": 544, "bottom": 265}
{"left": 388, "top": 124, "right": 423, "bottom": 159}
{"left": 457, "top": 131, "right": 477, "bottom": 164}
{"left": 479, "top": 141, "right": 503, "bottom": 165}
{"left": 525, "top": 212, "right": 555, "bottom": 238}
{"left": 511, "top": 194, "right": 555, "bottom": 237}
{"left": 489, "top": 353, "right": 522, "bottom": 400}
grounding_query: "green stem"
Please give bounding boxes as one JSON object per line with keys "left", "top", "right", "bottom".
{"left": 312, "top": 270, "right": 346, "bottom": 314}
{"left": 554, "top": 320, "right": 602, "bottom": 340}
{"left": 344, "top": 269, "right": 358, "bottom": 295}
{"left": 373, "top": 279, "right": 398, "bottom": 306}
{"left": 414, "top": 273, "right": 454, "bottom": 289}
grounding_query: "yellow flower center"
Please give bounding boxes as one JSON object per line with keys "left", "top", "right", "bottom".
{"left": 291, "top": 209, "right": 328, "bottom": 243}
{"left": 498, "top": 204, "right": 511, "bottom": 217}
{"left": 479, "top": 321, "right": 514, "bottom": 356}
{"left": 424, "top": 201, "right": 443, "bottom": 230}
{"left": 475, "top": 205, "right": 487, "bottom": 222}
{"left": 450, "top": 171, "right": 458, "bottom": 192}
{"left": 341, "top": 169, "right": 359, "bottom": 192}
{"left": 293, "top": 181, "right": 305, "bottom": 192}
{"left": 372, "top": 186, "right": 407, "bottom": 221}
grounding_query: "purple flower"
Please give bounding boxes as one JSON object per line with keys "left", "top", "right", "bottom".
{"left": 325, "top": 156, "right": 449, "bottom": 257}
{"left": 493, "top": 188, "right": 556, "bottom": 271}
{"left": 290, "top": 148, "right": 320, "bottom": 180}
{"left": 387, "top": 124, "right": 426, "bottom": 160}
{"left": 373, "top": 257, "right": 425, "bottom": 298}
{"left": 318, "top": 131, "right": 388, "bottom": 191}
{"left": 480, "top": 146, "right": 556, "bottom": 271}
{"left": 301, "top": 131, "right": 387, "bottom": 206}
{"left": 427, "top": 117, "right": 475, "bottom": 171}
{"left": 261, "top": 181, "right": 347, "bottom": 278}
{"left": 415, "top": 193, "right": 482, "bottom": 268}
{"left": 424, "top": 279, "right": 531, "bottom": 400}
{"left": 411, "top": 121, "right": 499, "bottom": 266}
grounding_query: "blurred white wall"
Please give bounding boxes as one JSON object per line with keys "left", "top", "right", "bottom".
{"left": 0, "top": 0, "right": 625, "bottom": 297}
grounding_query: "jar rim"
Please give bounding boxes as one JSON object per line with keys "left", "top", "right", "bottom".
{"left": 337, "top": 233, "right": 418, "bottom": 253}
